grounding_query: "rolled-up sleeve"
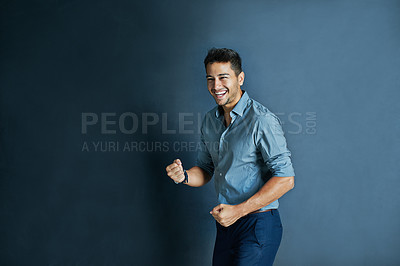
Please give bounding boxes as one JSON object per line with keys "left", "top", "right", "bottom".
{"left": 196, "top": 123, "right": 215, "bottom": 178}
{"left": 256, "top": 113, "right": 295, "bottom": 177}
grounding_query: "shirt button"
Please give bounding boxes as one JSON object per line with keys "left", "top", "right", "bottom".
{"left": 219, "top": 173, "right": 222, "bottom": 176}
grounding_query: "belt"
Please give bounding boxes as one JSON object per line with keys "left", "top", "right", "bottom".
{"left": 250, "top": 209, "right": 273, "bottom": 214}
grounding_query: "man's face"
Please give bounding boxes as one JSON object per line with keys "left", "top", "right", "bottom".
{"left": 206, "top": 62, "right": 244, "bottom": 108}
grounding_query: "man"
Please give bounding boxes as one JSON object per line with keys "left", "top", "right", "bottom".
{"left": 165, "top": 48, "right": 295, "bottom": 266}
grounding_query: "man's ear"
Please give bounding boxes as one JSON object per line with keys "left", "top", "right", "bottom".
{"left": 238, "top": 71, "right": 245, "bottom": 86}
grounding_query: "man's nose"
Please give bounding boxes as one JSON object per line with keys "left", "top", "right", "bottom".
{"left": 213, "top": 79, "right": 222, "bottom": 90}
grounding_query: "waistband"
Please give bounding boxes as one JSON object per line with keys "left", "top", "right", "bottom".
{"left": 249, "top": 208, "right": 273, "bottom": 214}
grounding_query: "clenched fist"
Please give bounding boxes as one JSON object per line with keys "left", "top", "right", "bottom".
{"left": 210, "top": 204, "right": 243, "bottom": 227}
{"left": 166, "top": 159, "right": 186, "bottom": 183}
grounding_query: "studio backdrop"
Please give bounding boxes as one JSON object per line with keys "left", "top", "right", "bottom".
{"left": 1, "top": 0, "right": 399, "bottom": 265}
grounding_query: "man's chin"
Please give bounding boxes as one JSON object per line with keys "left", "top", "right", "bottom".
{"left": 214, "top": 97, "right": 229, "bottom": 106}
{"left": 216, "top": 101, "right": 229, "bottom": 107}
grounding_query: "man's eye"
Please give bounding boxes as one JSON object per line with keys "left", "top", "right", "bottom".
{"left": 220, "top": 77, "right": 227, "bottom": 79}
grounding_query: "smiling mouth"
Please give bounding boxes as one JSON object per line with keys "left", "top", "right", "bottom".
{"left": 214, "top": 90, "right": 228, "bottom": 99}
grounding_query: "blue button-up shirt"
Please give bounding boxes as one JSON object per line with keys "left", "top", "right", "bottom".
{"left": 196, "top": 91, "right": 295, "bottom": 211}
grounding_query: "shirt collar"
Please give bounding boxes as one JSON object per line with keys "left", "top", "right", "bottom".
{"left": 215, "top": 90, "right": 249, "bottom": 118}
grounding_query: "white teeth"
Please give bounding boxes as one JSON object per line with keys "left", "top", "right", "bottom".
{"left": 215, "top": 91, "right": 227, "bottom": 95}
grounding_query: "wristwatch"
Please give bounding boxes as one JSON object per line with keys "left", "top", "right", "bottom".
{"left": 174, "top": 170, "right": 189, "bottom": 184}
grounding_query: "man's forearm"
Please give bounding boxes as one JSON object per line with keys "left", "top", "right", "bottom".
{"left": 185, "top": 166, "right": 212, "bottom": 187}
{"left": 237, "top": 176, "right": 295, "bottom": 216}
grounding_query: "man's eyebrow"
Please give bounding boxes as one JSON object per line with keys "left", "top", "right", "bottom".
{"left": 206, "top": 73, "right": 230, "bottom": 78}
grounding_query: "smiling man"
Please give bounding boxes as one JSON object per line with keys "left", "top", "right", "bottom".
{"left": 166, "top": 48, "right": 295, "bottom": 266}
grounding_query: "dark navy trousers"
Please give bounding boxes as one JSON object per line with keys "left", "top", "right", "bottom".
{"left": 212, "top": 209, "right": 283, "bottom": 266}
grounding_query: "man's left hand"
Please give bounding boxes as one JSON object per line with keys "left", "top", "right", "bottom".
{"left": 210, "top": 204, "right": 243, "bottom": 227}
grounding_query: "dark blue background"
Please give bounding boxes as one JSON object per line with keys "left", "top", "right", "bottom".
{"left": 1, "top": 0, "right": 399, "bottom": 265}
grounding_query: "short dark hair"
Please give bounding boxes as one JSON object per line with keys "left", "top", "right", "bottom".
{"left": 204, "top": 48, "right": 243, "bottom": 76}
